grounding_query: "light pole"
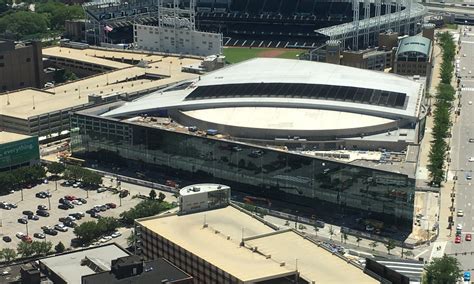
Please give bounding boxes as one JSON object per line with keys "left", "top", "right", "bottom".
{"left": 55, "top": 180, "right": 58, "bottom": 191}
{"left": 25, "top": 222, "right": 29, "bottom": 236}
{"left": 21, "top": 188, "right": 24, "bottom": 202}
{"left": 47, "top": 189, "right": 51, "bottom": 210}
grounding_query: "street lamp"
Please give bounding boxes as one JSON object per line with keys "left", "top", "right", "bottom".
{"left": 25, "top": 221, "right": 29, "bottom": 236}
{"left": 47, "top": 189, "right": 51, "bottom": 210}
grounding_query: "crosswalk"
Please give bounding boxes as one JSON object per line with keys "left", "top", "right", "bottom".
{"left": 461, "top": 87, "right": 474, "bottom": 92}
{"left": 429, "top": 241, "right": 447, "bottom": 262}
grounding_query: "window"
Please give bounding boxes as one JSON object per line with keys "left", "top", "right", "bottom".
{"left": 26, "top": 58, "right": 31, "bottom": 62}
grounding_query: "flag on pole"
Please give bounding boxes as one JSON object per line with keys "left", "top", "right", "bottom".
{"left": 104, "top": 25, "right": 114, "bottom": 32}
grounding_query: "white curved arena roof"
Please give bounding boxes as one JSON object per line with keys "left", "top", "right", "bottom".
{"left": 104, "top": 58, "right": 424, "bottom": 121}
{"left": 183, "top": 107, "right": 394, "bottom": 131}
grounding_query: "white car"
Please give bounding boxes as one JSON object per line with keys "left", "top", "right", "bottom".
{"left": 72, "top": 200, "right": 82, "bottom": 206}
{"left": 469, "top": 101, "right": 473, "bottom": 105}
{"left": 97, "top": 187, "right": 107, "bottom": 193}
{"left": 111, "top": 232, "right": 122, "bottom": 238}
{"left": 457, "top": 224, "right": 463, "bottom": 230}
{"left": 16, "top": 232, "right": 25, "bottom": 239}
{"left": 72, "top": 183, "right": 80, "bottom": 188}
{"left": 458, "top": 210, "right": 464, "bottom": 217}
{"left": 55, "top": 224, "right": 68, "bottom": 232}
{"left": 469, "top": 157, "right": 474, "bottom": 162}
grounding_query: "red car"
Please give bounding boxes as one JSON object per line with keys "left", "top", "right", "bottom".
{"left": 466, "top": 234, "right": 472, "bottom": 241}
{"left": 65, "top": 195, "right": 76, "bottom": 201}
{"left": 106, "top": 203, "right": 117, "bottom": 209}
{"left": 455, "top": 236, "right": 462, "bottom": 244}
{"left": 21, "top": 235, "right": 32, "bottom": 243}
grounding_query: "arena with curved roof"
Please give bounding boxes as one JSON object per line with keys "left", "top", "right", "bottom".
{"left": 104, "top": 58, "right": 426, "bottom": 151}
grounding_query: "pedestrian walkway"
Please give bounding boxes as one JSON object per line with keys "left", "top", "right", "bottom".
{"left": 429, "top": 241, "right": 447, "bottom": 262}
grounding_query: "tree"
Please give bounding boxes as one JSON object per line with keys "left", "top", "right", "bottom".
{"left": 404, "top": 250, "right": 414, "bottom": 259}
{"left": 74, "top": 221, "right": 100, "bottom": 244}
{"left": 0, "top": 11, "right": 49, "bottom": 39}
{"left": 342, "top": 233, "right": 348, "bottom": 244}
{"left": 55, "top": 241, "right": 65, "bottom": 253}
{"left": 356, "top": 237, "right": 362, "bottom": 247}
{"left": 97, "top": 217, "right": 119, "bottom": 233}
{"left": 424, "top": 255, "right": 462, "bottom": 284}
{"left": 158, "top": 192, "right": 166, "bottom": 202}
{"left": 313, "top": 226, "right": 319, "bottom": 236}
{"left": 17, "top": 242, "right": 35, "bottom": 257}
{"left": 328, "top": 225, "right": 335, "bottom": 240}
{"left": 120, "top": 199, "right": 175, "bottom": 225}
{"left": 126, "top": 231, "right": 137, "bottom": 247}
{"left": 0, "top": 248, "right": 16, "bottom": 262}
{"left": 36, "top": 1, "right": 84, "bottom": 30}
{"left": 149, "top": 189, "right": 157, "bottom": 200}
{"left": 82, "top": 171, "right": 102, "bottom": 188}
{"left": 385, "top": 240, "right": 396, "bottom": 255}
{"left": 47, "top": 162, "right": 65, "bottom": 176}
{"left": 53, "top": 69, "right": 78, "bottom": 84}
{"left": 32, "top": 241, "right": 52, "bottom": 256}
{"left": 369, "top": 241, "right": 378, "bottom": 251}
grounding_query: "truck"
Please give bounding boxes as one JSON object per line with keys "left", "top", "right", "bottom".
{"left": 206, "top": 129, "right": 218, "bottom": 136}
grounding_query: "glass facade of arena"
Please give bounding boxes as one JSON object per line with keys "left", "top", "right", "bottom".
{"left": 71, "top": 113, "right": 415, "bottom": 229}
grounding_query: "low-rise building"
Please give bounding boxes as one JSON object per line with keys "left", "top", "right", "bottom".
{"left": 393, "top": 36, "right": 433, "bottom": 77}
{"left": 135, "top": 205, "right": 379, "bottom": 284}
{"left": 179, "top": 183, "right": 230, "bottom": 214}
{"left": 0, "top": 132, "right": 39, "bottom": 171}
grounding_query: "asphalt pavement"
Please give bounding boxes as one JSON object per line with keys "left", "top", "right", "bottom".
{"left": 444, "top": 26, "right": 474, "bottom": 272}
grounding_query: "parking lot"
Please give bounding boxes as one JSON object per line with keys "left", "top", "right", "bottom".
{"left": 0, "top": 178, "right": 176, "bottom": 250}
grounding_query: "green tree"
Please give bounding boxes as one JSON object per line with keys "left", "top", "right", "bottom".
{"left": 369, "top": 241, "right": 378, "bottom": 251}
{"left": 36, "top": 1, "right": 84, "bottom": 30}
{"left": 82, "top": 171, "right": 102, "bottom": 188}
{"left": 120, "top": 199, "right": 175, "bottom": 225}
{"left": 32, "top": 241, "right": 52, "bottom": 256}
{"left": 149, "top": 189, "right": 157, "bottom": 200}
{"left": 158, "top": 192, "right": 166, "bottom": 202}
{"left": 404, "top": 250, "right": 414, "bottom": 259}
{"left": 97, "top": 217, "right": 119, "bottom": 233}
{"left": 0, "top": 11, "right": 49, "bottom": 39}
{"left": 328, "top": 225, "right": 335, "bottom": 240}
{"left": 73, "top": 221, "right": 100, "bottom": 244}
{"left": 424, "top": 255, "right": 462, "bottom": 284}
{"left": 342, "top": 233, "right": 348, "bottom": 244}
{"left": 53, "top": 69, "right": 78, "bottom": 84}
{"left": 47, "top": 162, "right": 65, "bottom": 176}
{"left": 356, "top": 237, "right": 362, "bottom": 247}
{"left": 17, "top": 242, "right": 35, "bottom": 257}
{"left": 126, "top": 231, "right": 137, "bottom": 247}
{"left": 0, "top": 248, "right": 17, "bottom": 262}
{"left": 55, "top": 241, "right": 65, "bottom": 253}
{"left": 384, "top": 240, "right": 396, "bottom": 255}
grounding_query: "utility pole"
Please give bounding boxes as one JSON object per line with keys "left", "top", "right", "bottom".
{"left": 47, "top": 189, "right": 51, "bottom": 210}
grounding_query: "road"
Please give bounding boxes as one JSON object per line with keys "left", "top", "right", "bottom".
{"left": 445, "top": 26, "right": 474, "bottom": 272}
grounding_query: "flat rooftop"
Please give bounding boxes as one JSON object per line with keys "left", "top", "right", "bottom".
{"left": 40, "top": 243, "right": 129, "bottom": 284}
{"left": 0, "top": 131, "right": 32, "bottom": 144}
{"left": 0, "top": 47, "right": 202, "bottom": 119}
{"left": 246, "top": 231, "right": 377, "bottom": 283}
{"left": 138, "top": 206, "right": 376, "bottom": 283}
{"left": 180, "top": 183, "right": 229, "bottom": 196}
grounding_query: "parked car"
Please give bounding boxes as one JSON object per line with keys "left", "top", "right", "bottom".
{"left": 64, "top": 221, "right": 77, "bottom": 228}
{"left": 17, "top": 218, "right": 28, "bottom": 224}
{"left": 44, "top": 228, "right": 58, "bottom": 236}
{"left": 22, "top": 210, "right": 34, "bottom": 216}
{"left": 69, "top": 213, "right": 82, "bottom": 220}
{"left": 35, "top": 192, "right": 46, "bottom": 199}
{"left": 65, "top": 195, "right": 76, "bottom": 201}
{"left": 27, "top": 215, "right": 39, "bottom": 221}
{"left": 33, "top": 233, "right": 45, "bottom": 239}
{"left": 111, "top": 232, "right": 122, "bottom": 238}
{"left": 97, "top": 187, "right": 107, "bottom": 193}
{"left": 77, "top": 198, "right": 87, "bottom": 204}
{"left": 16, "top": 232, "right": 25, "bottom": 239}
{"left": 72, "top": 200, "right": 82, "bottom": 206}
{"left": 54, "top": 224, "right": 68, "bottom": 232}
{"left": 466, "top": 234, "right": 472, "bottom": 241}
{"left": 119, "top": 190, "right": 129, "bottom": 198}
{"left": 464, "top": 272, "right": 471, "bottom": 282}
{"left": 58, "top": 204, "right": 69, "bottom": 210}
{"left": 36, "top": 210, "right": 50, "bottom": 217}
{"left": 2, "top": 236, "right": 11, "bottom": 242}
{"left": 91, "top": 212, "right": 101, "bottom": 219}
{"left": 59, "top": 198, "right": 66, "bottom": 204}
{"left": 106, "top": 203, "right": 117, "bottom": 209}
{"left": 21, "top": 235, "right": 32, "bottom": 243}
{"left": 37, "top": 205, "right": 47, "bottom": 211}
